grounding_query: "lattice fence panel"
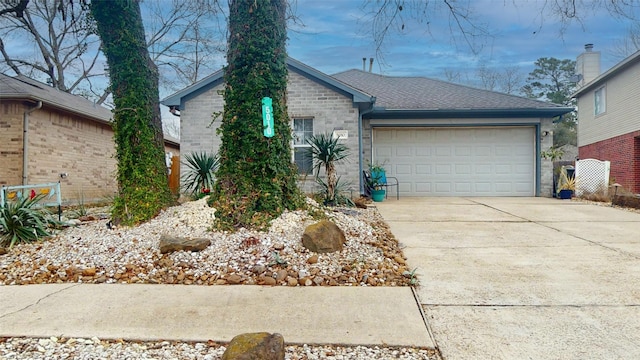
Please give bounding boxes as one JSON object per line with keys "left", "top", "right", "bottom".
{"left": 575, "top": 159, "right": 610, "bottom": 196}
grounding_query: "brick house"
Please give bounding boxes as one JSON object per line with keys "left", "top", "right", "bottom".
{"left": 162, "top": 58, "right": 572, "bottom": 197}
{"left": 573, "top": 45, "right": 640, "bottom": 193}
{"left": 0, "top": 73, "right": 180, "bottom": 203}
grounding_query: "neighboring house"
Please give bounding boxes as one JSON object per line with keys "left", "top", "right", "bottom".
{"left": 0, "top": 73, "right": 180, "bottom": 203}
{"left": 162, "top": 58, "right": 572, "bottom": 197}
{"left": 573, "top": 45, "right": 640, "bottom": 194}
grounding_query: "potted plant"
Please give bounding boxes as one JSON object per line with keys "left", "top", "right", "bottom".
{"left": 557, "top": 171, "right": 575, "bottom": 199}
{"left": 367, "top": 162, "right": 387, "bottom": 202}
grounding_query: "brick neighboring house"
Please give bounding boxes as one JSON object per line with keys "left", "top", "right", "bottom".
{"left": 573, "top": 45, "right": 640, "bottom": 193}
{"left": 162, "top": 58, "right": 572, "bottom": 197}
{"left": 0, "top": 73, "right": 180, "bottom": 203}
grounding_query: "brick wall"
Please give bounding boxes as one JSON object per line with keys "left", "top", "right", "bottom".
{"left": 579, "top": 130, "right": 640, "bottom": 193}
{"left": 180, "top": 69, "right": 361, "bottom": 195}
{"left": 27, "top": 106, "right": 118, "bottom": 203}
{"left": 1, "top": 102, "right": 180, "bottom": 204}
{"left": 0, "top": 101, "right": 25, "bottom": 186}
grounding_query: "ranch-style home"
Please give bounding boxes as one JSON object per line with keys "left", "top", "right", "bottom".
{"left": 573, "top": 45, "right": 640, "bottom": 194}
{"left": 0, "top": 73, "right": 180, "bottom": 204}
{"left": 162, "top": 58, "right": 573, "bottom": 197}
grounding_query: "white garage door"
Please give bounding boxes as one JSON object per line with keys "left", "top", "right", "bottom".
{"left": 373, "top": 127, "right": 535, "bottom": 196}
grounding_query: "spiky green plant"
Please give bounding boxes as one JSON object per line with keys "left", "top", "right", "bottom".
{"left": 314, "top": 177, "right": 355, "bottom": 207}
{"left": 182, "top": 151, "right": 219, "bottom": 196}
{"left": 0, "top": 194, "right": 52, "bottom": 248}
{"left": 307, "top": 133, "right": 350, "bottom": 204}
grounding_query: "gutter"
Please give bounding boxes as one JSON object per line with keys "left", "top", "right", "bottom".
{"left": 23, "top": 101, "right": 42, "bottom": 185}
{"left": 358, "top": 96, "right": 376, "bottom": 194}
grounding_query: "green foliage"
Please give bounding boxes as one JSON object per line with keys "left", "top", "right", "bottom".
{"left": 306, "top": 133, "right": 350, "bottom": 205}
{"left": 314, "top": 177, "right": 355, "bottom": 207}
{"left": 210, "top": 0, "right": 304, "bottom": 230}
{"left": 553, "top": 114, "right": 577, "bottom": 147}
{"left": 182, "top": 152, "right": 219, "bottom": 197}
{"left": 522, "top": 57, "right": 577, "bottom": 146}
{"left": 91, "top": 0, "right": 174, "bottom": 225}
{"left": 540, "top": 147, "right": 565, "bottom": 161}
{"left": 0, "top": 195, "right": 52, "bottom": 248}
{"left": 522, "top": 57, "right": 576, "bottom": 105}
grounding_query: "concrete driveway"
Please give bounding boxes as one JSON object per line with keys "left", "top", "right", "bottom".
{"left": 376, "top": 197, "right": 640, "bottom": 360}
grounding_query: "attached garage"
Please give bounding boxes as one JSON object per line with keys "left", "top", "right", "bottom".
{"left": 373, "top": 127, "right": 536, "bottom": 196}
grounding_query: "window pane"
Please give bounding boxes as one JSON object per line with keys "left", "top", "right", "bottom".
{"left": 294, "top": 147, "right": 313, "bottom": 174}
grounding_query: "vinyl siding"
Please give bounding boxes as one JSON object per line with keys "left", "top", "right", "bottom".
{"left": 577, "top": 61, "right": 640, "bottom": 146}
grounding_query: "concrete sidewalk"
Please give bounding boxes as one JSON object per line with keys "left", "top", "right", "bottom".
{"left": 0, "top": 284, "right": 434, "bottom": 347}
{"left": 377, "top": 197, "right": 640, "bottom": 360}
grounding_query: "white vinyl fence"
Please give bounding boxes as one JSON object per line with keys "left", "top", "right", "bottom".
{"left": 575, "top": 159, "right": 611, "bottom": 197}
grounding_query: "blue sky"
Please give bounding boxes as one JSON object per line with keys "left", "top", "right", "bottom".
{"left": 285, "top": 0, "right": 637, "bottom": 80}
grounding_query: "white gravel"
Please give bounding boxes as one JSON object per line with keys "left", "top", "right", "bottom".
{"left": 0, "top": 337, "right": 437, "bottom": 359}
{"left": 0, "top": 197, "right": 437, "bottom": 359}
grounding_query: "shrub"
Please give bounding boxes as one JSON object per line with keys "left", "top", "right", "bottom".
{"left": 182, "top": 151, "right": 219, "bottom": 197}
{"left": 0, "top": 194, "right": 53, "bottom": 248}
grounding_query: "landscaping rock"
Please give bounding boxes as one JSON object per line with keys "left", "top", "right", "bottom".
{"left": 0, "top": 247, "right": 6, "bottom": 255}
{"left": 222, "top": 332, "right": 284, "bottom": 360}
{"left": 301, "top": 220, "right": 346, "bottom": 253}
{"left": 158, "top": 234, "right": 211, "bottom": 254}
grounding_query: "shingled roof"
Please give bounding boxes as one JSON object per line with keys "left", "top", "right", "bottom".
{"left": 0, "top": 73, "right": 112, "bottom": 123}
{"left": 331, "top": 69, "right": 573, "bottom": 117}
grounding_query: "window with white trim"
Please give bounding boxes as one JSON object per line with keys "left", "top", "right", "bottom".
{"left": 293, "top": 117, "right": 313, "bottom": 174}
{"left": 594, "top": 86, "right": 606, "bottom": 115}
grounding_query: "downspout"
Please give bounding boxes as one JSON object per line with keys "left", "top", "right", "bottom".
{"left": 358, "top": 97, "right": 376, "bottom": 194}
{"left": 23, "top": 101, "right": 42, "bottom": 185}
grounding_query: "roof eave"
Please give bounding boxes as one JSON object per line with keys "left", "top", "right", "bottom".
{"left": 366, "top": 107, "right": 574, "bottom": 119}
{"left": 2, "top": 93, "right": 112, "bottom": 124}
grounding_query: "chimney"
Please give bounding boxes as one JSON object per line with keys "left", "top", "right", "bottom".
{"left": 575, "top": 43, "right": 600, "bottom": 87}
{"left": 369, "top": 57, "right": 374, "bottom": 72}
{"left": 362, "top": 57, "right": 366, "bottom": 71}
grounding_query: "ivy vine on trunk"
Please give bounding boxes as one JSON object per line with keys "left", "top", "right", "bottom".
{"left": 209, "top": 0, "right": 304, "bottom": 230}
{"left": 91, "top": 0, "right": 174, "bottom": 225}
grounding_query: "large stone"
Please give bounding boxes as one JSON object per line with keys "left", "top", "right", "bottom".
{"left": 159, "top": 234, "right": 211, "bottom": 254}
{"left": 222, "top": 332, "right": 285, "bottom": 360}
{"left": 301, "top": 220, "right": 346, "bottom": 253}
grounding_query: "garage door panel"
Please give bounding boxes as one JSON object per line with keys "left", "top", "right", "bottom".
{"left": 372, "top": 127, "right": 534, "bottom": 197}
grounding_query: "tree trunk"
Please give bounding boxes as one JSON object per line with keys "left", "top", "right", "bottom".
{"left": 210, "top": 0, "right": 303, "bottom": 230}
{"left": 91, "top": 0, "right": 173, "bottom": 225}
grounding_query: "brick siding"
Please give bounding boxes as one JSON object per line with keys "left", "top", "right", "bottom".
{"left": 181, "top": 69, "right": 361, "bottom": 195}
{"left": 579, "top": 130, "right": 640, "bottom": 193}
{"left": 0, "top": 101, "right": 25, "bottom": 186}
{"left": 1, "top": 102, "right": 180, "bottom": 204}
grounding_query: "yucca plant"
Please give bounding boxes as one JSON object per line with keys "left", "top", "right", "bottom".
{"left": 307, "top": 133, "right": 350, "bottom": 205}
{"left": 182, "top": 151, "right": 219, "bottom": 197}
{"left": 0, "top": 194, "right": 52, "bottom": 248}
{"left": 315, "top": 177, "right": 355, "bottom": 207}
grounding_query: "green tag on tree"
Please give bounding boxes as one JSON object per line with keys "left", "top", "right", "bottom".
{"left": 262, "top": 97, "right": 274, "bottom": 138}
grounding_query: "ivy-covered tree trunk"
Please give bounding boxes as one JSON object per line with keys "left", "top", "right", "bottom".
{"left": 210, "top": 0, "right": 303, "bottom": 229}
{"left": 91, "top": 0, "right": 173, "bottom": 225}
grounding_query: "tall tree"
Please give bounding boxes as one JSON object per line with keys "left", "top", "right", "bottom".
{"left": 522, "top": 57, "right": 577, "bottom": 147}
{"left": 91, "top": 0, "right": 173, "bottom": 225}
{"left": 210, "top": 0, "right": 304, "bottom": 230}
{"left": 0, "top": 0, "right": 223, "bottom": 105}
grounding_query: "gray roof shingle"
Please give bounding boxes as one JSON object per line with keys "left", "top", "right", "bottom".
{"left": 0, "top": 73, "right": 112, "bottom": 123}
{"left": 331, "top": 69, "right": 568, "bottom": 111}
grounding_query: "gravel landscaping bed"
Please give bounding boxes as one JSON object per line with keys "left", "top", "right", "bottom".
{"left": 0, "top": 337, "right": 438, "bottom": 359}
{"left": 0, "top": 198, "right": 438, "bottom": 359}
{"left": 0, "top": 197, "right": 414, "bottom": 287}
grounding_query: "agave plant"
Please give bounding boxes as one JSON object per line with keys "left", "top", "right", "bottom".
{"left": 182, "top": 151, "right": 219, "bottom": 197}
{"left": 306, "top": 133, "right": 350, "bottom": 204}
{"left": 0, "top": 194, "right": 52, "bottom": 248}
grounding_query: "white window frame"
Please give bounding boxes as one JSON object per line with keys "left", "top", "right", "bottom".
{"left": 594, "top": 86, "right": 606, "bottom": 116}
{"left": 292, "top": 117, "right": 314, "bottom": 175}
